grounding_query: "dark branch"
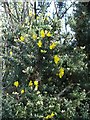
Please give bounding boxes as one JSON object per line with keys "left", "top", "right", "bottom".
{"left": 60, "top": 0, "right": 77, "bottom": 19}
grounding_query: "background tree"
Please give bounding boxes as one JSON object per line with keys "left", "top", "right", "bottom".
{"left": 68, "top": 1, "right": 90, "bottom": 95}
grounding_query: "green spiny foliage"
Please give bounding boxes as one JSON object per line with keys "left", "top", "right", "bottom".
{"left": 1, "top": 1, "right": 89, "bottom": 119}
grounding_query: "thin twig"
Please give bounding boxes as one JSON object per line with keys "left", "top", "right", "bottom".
{"left": 56, "top": 84, "right": 74, "bottom": 99}
{"left": 14, "top": 2, "right": 20, "bottom": 21}
{"left": 53, "top": 0, "right": 59, "bottom": 18}
{"left": 34, "top": 1, "right": 37, "bottom": 19}
{"left": 60, "top": 0, "right": 77, "bottom": 19}
{"left": 21, "top": 2, "right": 25, "bottom": 23}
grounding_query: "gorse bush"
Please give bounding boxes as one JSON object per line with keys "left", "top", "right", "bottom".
{"left": 1, "top": 1, "right": 90, "bottom": 120}
{"left": 2, "top": 86, "right": 90, "bottom": 119}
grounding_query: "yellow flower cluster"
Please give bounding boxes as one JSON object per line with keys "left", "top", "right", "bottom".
{"left": 53, "top": 54, "right": 65, "bottom": 78}
{"left": 13, "top": 81, "right": 25, "bottom": 94}
{"left": 21, "top": 89, "right": 25, "bottom": 94}
{"left": 50, "top": 42, "right": 57, "bottom": 50}
{"left": 37, "top": 40, "right": 42, "bottom": 47}
{"left": 29, "top": 80, "right": 39, "bottom": 90}
{"left": 29, "top": 80, "right": 33, "bottom": 87}
{"left": 20, "top": 36, "right": 25, "bottom": 42}
{"left": 40, "top": 30, "right": 52, "bottom": 38}
{"left": 34, "top": 80, "right": 38, "bottom": 86}
{"left": 54, "top": 55, "right": 60, "bottom": 64}
{"left": 36, "top": 30, "right": 52, "bottom": 48}
{"left": 14, "top": 81, "right": 19, "bottom": 87}
{"left": 46, "top": 31, "right": 52, "bottom": 37}
{"left": 34, "top": 80, "right": 39, "bottom": 90}
{"left": 13, "top": 80, "right": 39, "bottom": 94}
{"left": 44, "top": 112, "right": 55, "bottom": 119}
{"left": 40, "top": 30, "right": 45, "bottom": 38}
{"left": 59, "top": 67, "right": 64, "bottom": 78}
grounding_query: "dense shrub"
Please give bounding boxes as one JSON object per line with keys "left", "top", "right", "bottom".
{"left": 1, "top": 1, "right": 89, "bottom": 120}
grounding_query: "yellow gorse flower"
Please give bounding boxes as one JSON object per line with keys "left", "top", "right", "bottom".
{"left": 37, "top": 40, "right": 42, "bottom": 47}
{"left": 45, "top": 115, "right": 51, "bottom": 119}
{"left": 40, "top": 49, "right": 47, "bottom": 53}
{"left": 20, "top": 36, "right": 25, "bottom": 42}
{"left": 59, "top": 67, "right": 64, "bottom": 78}
{"left": 50, "top": 112, "right": 55, "bottom": 117}
{"left": 54, "top": 55, "right": 60, "bottom": 64}
{"left": 10, "top": 51, "right": 13, "bottom": 56}
{"left": 29, "top": 80, "right": 33, "bottom": 87}
{"left": 34, "top": 80, "right": 38, "bottom": 86}
{"left": 50, "top": 42, "right": 57, "bottom": 50}
{"left": 32, "top": 34, "right": 37, "bottom": 40}
{"left": 44, "top": 112, "right": 55, "bottom": 119}
{"left": 14, "top": 81, "right": 19, "bottom": 87}
{"left": 40, "top": 30, "right": 45, "bottom": 38}
{"left": 21, "top": 89, "right": 25, "bottom": 94}
{"left": 46, "top": 31, "right": 52, "bottom": 37}
{"left": 34, "top": 80, "right": 38, "bottom": 90}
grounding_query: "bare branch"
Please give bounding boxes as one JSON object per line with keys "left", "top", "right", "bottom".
{"left": 21, "top": 2, "right": 27, "bottom": 24}
{"left": 14, "top": 2, "right": 20, "bottom": 21}
{"left": 53, "top": 0, "right": 59, "bottom": 18}
{"left": 60, "top": 0, "right": 77, "bottom": 19}
{"left": 56, "top": 84, "right": 74, "bottom": 99}
{"left": 34, "top": 1, "right": 37, "bottom": 19}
